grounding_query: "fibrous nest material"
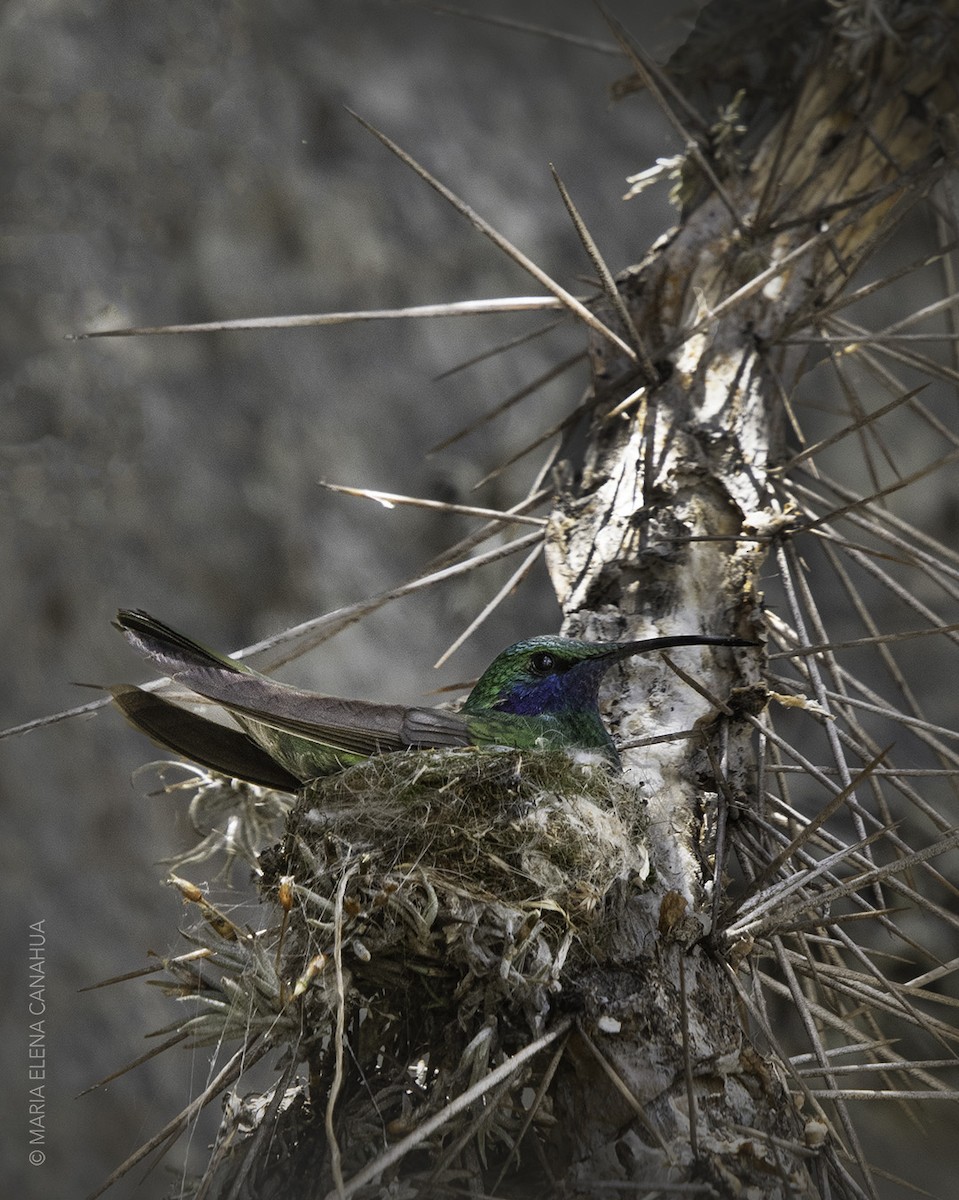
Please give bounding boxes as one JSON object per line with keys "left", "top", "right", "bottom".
{"left": 169, "top": 748, "right": 650, "bottom": 1196}
{"left": 269, "top": 748, "right": 650, "bottom": 1033}
{"left": 293, "top": 746, "right": 649, "bottom": 900}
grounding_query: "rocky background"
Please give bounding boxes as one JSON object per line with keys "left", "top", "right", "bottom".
{"left": 4, "top": 3, "right": 956, "bottom": 1198}
{"left": 2, "top": 3, "right": 683, "bottom": 1195}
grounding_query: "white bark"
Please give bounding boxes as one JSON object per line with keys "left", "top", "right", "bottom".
{"left": 543, "top": 3, "right": 958, "bottom": 1192}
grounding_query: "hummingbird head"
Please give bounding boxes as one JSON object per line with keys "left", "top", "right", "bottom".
{"left": 459, "top": 631, "right": 753, "bottom": 760}
{"left": 461, "top": 631, "right": 755, "bottom": 723}
{"left": 461, "top": 636, "right": 635, "bottom": 719}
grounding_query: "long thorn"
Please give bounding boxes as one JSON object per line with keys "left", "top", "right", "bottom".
{"left": 347, "top": 109, "right": 638, "bottom": 363}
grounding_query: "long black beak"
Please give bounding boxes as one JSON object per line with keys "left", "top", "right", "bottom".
{"left": 603, "top": 634, "right": 757, "bottom": 663}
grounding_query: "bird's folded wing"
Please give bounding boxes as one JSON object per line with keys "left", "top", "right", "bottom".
{"left": 400, "top": 706, "right": 476, "bottom": 749}
{"left": 116, "top": 609, "right": 252, "bottom": 675}
{"left": 110, "top": 685, "right": 302, "bottom": 791}
{"left": 169, "top": 668, "right": 473, "bottom": 756}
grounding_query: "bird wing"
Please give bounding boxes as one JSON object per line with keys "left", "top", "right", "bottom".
{"left": 116, "top": 609, "right": 252, "bottom": 675}
{"left": 399, "top": 705, "right": 478, "bottom": 749}
{"left": 161, "top": 668, "right": 473, "bottom": 757}
{"left": 115, "top": 608, "right": 474, "bottom": 770}
{"left": 110, "top": 685, "right": 302, "bottom": 791}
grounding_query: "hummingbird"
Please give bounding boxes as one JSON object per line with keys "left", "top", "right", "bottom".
{"left": 112, "top": 609, "right": 753, "bottom": 792}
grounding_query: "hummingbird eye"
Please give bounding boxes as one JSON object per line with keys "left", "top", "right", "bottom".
{"left": 529, "top": 651, "right": 556, "bottom": 675}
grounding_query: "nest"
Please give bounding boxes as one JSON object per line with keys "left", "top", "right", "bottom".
{"left": 171, "top": 747, "right": 649, "bottom": 1197}
{"left": 276, "top": 748, "right": 647, "bottom": 1016}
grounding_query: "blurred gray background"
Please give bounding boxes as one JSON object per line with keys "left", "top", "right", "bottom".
{"left": 2, "top": 3, "right": 682, "bottom": 1195}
